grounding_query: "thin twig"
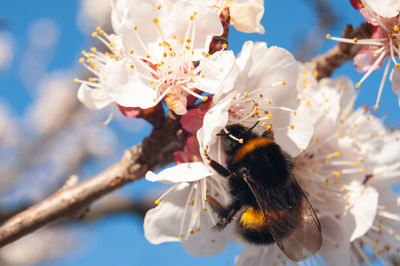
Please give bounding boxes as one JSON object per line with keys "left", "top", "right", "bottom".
{"left": 0, "top": 111, "right": 182, "bottom": 248}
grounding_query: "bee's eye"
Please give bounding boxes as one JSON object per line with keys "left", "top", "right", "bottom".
{"left": 222, "top": 135, "right": 240, "bottom": 155}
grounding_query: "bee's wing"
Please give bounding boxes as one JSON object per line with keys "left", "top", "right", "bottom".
{"left": 271, "top": 194, "right": 322, "bottom": 261}
{"left": 243, "top": 174, "right": 322, "bottom": 262}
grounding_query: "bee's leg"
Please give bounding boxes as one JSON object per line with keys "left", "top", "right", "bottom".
{"left": 210, "top": 199, "right": 241, "bottom": 230}
{"left": 204, "top": 145, "right": 231, "bottom": 177}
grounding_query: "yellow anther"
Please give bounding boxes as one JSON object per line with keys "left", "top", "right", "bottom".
{"left": 355, "top": 83, "right": 360, "bottom": 89}
{"left": 239, "top": 138, "right": 244, "bottom": 144}
{"left": 201, "top": 74, "right": 205, "bottom": 78}
{"left": 101, "top": 122, "right": 107, "bottom": 128}
{"left": 337, "top": 131, "right": 342, "bottom": 136}
{"left": 267, "top": 113, "right": 273, "bottom": 119}
{"left": 190, "top": 15, "right": 195, "bottom": 20}
{"left": 268, "top": 100, "right": 272, "bottom": 104}
{"left": 353, "top": 37, "right": 358, "bottom": 42}
{"left": 153, "top": 18, "right": 159, "bottom": 24}
{"left": 91, "top": 32, "right": 97, "bottom": 37}
{"left": 244, "top": 92, "right": 249, "bottom": 97}
{"left": 315, "top": 137, "right": 319, "bottom": 142}
{"left": 326, "top": 34, "right": 331, "bottom": 39}
{"left": 88, "top": 78, "right": 94, "bottom": 82}
{"left": 163, "top": 52, "right": 167, "bottom": 57}
{"left": 130, "top": 64, "right": 134, "bottom": 69}
{"left": 222, "top": 44, "right": 227, "bottom": 49}
{"left": 335, "top": 152, "right": 340, "bottom": 156}
{"left": 155, "top": 199, "right": 161, "bottom": 205}
{"left": 109, "top": 43, "right": 115, "bottom": 47}
{"left": 99, "top": 30, "right": 104, "bottom": 35}
{"left": 360, "top": 167, "right": 365, "bottom": 172}
{"left": 157, "top": 5, "right": 161, "bottom": 10}
{"left": 354, "top": 162, "right": 358, "bottom": 166}
{"left": 96, "top": 26, "right": 101, "bottom": 31}
{"left": 153, "top": 87, "right": 156, "bottom": 91}
{"left": 179, "top": 234, "right": 184, "bottom": 238}
{"left": 340, "top": 187, "right": 345, "bottom": 192}
{"left": 312, "top": 71, "right": 319, "bottom": 77}
{"left": 186, "top": 38, "right": 192, "bottom": 43}
{"left": 195, "top": 227, "right": 201, "bottom": 232}
{"left": 73, "top": 78, "right": 79, "bottom": 83}
{"left": 202, "top": 96, "right": 208, "bottom": 101}
{"left": 146, "top": 54, "right": 151, "bottom": 59}
{"left": 282, "top": 81, "right": 286, "bottom": 85}
{"left": 290, "top": 125, "right": 295, "bottom": 130}
{"left": 374, "top": 104, "right": 379, "bottom": 110}
{"left": 172, "top": 35, "right": 177, "bottom": 40}
{"left": 396, "top": 63, "right": 400, "bottom": 67}
{"left": 79, "top": 58, "right": 84, "bottom": 63}
{"left": 133, "top": 26, "right": 138, "bottom": 30}
{"left": 327, "top": 155, "right": 333, "bottom": 160}
{"left": 129, "top": 49, "right": 134, "bottom": 54}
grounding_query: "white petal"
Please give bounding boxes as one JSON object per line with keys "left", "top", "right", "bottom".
{"left": 144, "top": 183, "right": 189, "bottom": 244}
{"left": 197, "top": 96, "right": 233, "bottom": 151}
{"left": 230, "top": 1, "right": 265, "bottom": 34}
{"left": 145, "top": 162, "right": 213, "bottom": 184}
{"left": 341, "top": 186, "right": 379, "bottom": 241}
{"left": 162, "top": 1, "right": 223, "bottom": 51}
{"left": 77, "top": 84, "right": 113, "bottom": 109}
{"left": 100, "top": 59, "right": 158, "bottom": 109}
{"left": 194, "top": 50, "right": 236, "bottom": 94}
{"left": 364, "top": 0, "right": 400, "bottom": 18}
{"left": 389, "top": 67, "right": 400, "bottom": 106}
{"left": 181, "top": 218, "right": 227, "bottom": 256}
{"left": 276, "top": 109, "right": 313, "bottom": 157}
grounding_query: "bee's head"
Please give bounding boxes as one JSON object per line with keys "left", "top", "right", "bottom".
{"left": 219, "top": 124, "right": 256, "bottom": 155}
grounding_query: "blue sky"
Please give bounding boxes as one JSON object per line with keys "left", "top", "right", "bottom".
{"left": 0, "top": 0, "right": 398, "bottom": 265}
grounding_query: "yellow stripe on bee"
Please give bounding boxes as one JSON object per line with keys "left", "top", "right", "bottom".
{"left": 240, "top": 208, "right": 266, "bottom": 230}
{"left": 233, "top": 138, "right": 274, "bottom": 163}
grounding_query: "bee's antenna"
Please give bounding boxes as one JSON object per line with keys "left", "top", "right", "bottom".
{"left": 247, "top": 121, "right": 260, "bottom": 133}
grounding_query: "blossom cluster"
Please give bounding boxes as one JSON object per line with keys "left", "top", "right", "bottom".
{"left": 76, "top": 0, "right": 400, "bottom": 264}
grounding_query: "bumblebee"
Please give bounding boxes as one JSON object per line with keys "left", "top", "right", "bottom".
{"left": 205, "top": 124, "right": 322, "bottom": 262}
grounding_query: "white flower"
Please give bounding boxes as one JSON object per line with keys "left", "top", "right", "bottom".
{"left": 327, "top": 3, "right": 400, "bottom": 108}
{"left": 235, "top": 68, "right": 388, "bottom": 264}
{"left": 144, "top": 162, "right": 232, "bottom": 256}
{"left": 77, "top": 0, "right": 235, "bottom": 115}
{"left": 198, "top": 41, "right": 313, "bottom": 162}
{"left": 201, "top": 0, "right": 265, "bottom": 34}
{"left": 350, "top": 132, "right": 400, "bottom": 264}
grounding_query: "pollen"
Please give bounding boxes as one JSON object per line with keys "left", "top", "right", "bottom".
{"left": 155, "top": 199, "right": 161, "bottom": 205}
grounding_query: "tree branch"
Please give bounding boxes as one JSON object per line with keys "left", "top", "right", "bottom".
{"left": 0, "top": 111, "right": 182, "bottom": 248}
{"left": 305, "top": 23, "right": 372, "bottom": 80}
